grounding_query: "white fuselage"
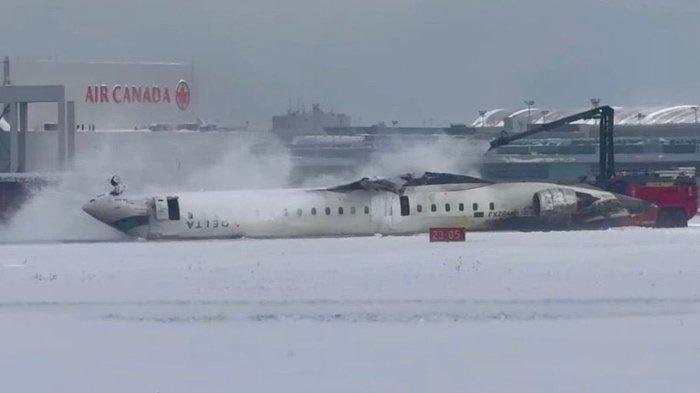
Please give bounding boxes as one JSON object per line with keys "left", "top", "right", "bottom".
{"left": 83, "top": 181, "right": 624, "bottom": 239}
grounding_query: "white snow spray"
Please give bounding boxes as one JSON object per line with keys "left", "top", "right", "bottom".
{"left": 300, "top": 133, "right": 487, "bottom": 188}
{"left": 0, "top": 131, "right": 293, "bottom": 242}
{"left": 0, "top": 129, "right": 485, "bottom": 242}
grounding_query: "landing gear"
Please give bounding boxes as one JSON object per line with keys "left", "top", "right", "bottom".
{"left": 656, "top": 208, "right": 688, "bottom": 228}
{"left": 109, "top": 175, "right": 125, "bottom": 196}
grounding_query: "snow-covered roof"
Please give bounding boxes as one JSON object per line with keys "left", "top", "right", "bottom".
{"left": 472, "top": 105, "right": 700, "bottom": 127}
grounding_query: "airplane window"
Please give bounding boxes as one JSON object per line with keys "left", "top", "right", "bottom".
{"left": 473, "top": 203, "right": 478, "bottom": 211}
{"left": 417, "top": 204, "right": 422, "bottom": 213}
{"left": 350, "top": 207, "right": 356, "bottom": 215}
{"left": 338, "top": 207, "right": 344, "bottom": 215}
{"left": 325, "top": 207, "right": 331, "bottom": 215}
{"left": 283, "top": 209, "right": 289, "bottom": 217}
{"left": 297, "top": 209, "right": 303, "bottom": 216}
{"left": 459, "top": 203, "right": 464, "bottom": 211}
{"left": 364, "top": 206, "right": 370, "bottom": 214}
{"left": 445, "top": 203, "right": 451, "bottom": 212}
{"left": 431, "top": 204, "right": 437, "bottom": 212}
{"left": 489, "top": 202, "right": 495, "bottom": 210}
{"left": 311, "top": 207, "right": 317, "bottom": 215}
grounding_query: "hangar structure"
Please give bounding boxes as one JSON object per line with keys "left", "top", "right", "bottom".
{"left": 2, "top": 57, "right": 196, "bottom": 131}
{"left": 0, "top": 84, "right": 75, "bottom": 172}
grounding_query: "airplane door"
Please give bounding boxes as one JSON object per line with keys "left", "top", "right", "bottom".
{"left": 370, "top": 192, "right": 390, "bottom": 233}
{"left": 153, "top": 196, "right": 169, "bottom": 220}
{"left": 387, "top": 193, "right": 399, "bottom": 231}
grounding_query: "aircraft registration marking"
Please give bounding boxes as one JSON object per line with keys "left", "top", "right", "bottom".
{"left": 488, "top": 210, "right": 517, "bottom": 218}
{"left": 186, "top": 212, "right": 230, "bottom": 229}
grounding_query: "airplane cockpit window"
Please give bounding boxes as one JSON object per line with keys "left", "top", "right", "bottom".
{"left": 445, "top": 203, "right": 451, "bottom": 212}
{"left": 325, "top": 207, "right": 331, "bottom": 215}
{"left": 166, "top": 197, "right": 180, "bottom": 220}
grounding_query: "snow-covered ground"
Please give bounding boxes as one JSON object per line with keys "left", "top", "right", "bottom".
{"left": 1, "top": 220, "right": 700, "bottom": 392}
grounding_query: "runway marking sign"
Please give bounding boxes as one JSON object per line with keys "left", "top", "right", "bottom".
{"left": 429, "top": 227, "right": 466, "bottom": 242}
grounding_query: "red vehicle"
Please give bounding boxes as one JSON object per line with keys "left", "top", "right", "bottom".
{"left": 610, "top": 167, "right": 697, "bottom": 227}
{"left": 489, "top": 106, "right": 698, "bottom": 228}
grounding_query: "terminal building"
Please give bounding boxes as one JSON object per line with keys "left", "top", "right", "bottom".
{"left": 272, "top": 103, "right": 351, "bottom": 141}
{"left": 285, "top": 105, "right": 700, "bottom": 185}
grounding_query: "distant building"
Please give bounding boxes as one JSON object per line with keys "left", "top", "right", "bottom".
{"left": 473, "top": 105, "right": 700, "bottom": 133}
{"left": 272, "top": 103, "right": 350, "bottom": 134}
{"left": 4, "top": 58, "right": 196, "bottom": 130}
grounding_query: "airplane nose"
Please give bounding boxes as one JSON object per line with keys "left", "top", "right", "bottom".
{"left": 82, "top": 195, "right": 151, "bottom": 236}
{"left": 82, "top": 198, "right": 100, "bottom": 218}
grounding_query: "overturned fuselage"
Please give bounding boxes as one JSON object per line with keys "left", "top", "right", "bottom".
{"left": 82, "top": 173, "right": 657, "bottom": 239}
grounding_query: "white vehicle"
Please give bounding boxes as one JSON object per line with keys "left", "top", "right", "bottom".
{"left": 82, "top": 173, "right": 656, "bottom": 239}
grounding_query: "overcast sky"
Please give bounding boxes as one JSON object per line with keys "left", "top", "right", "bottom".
{"left": 2, "top": 0, "right": 700, "bottom": 127}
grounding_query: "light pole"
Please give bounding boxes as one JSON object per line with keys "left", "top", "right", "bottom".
{"left": 524, "top": 100, "right": 535, "bottom": 124}
{"left": 691, "top": 106, "right": 699, "bottom": 124}
{"left": 478, "top": 110, "right": 487, "bottom": 127}
{"left": 590, "top": 98, "right": 601, "bottom": 108}
{"left": 541, "top": 110, "right": 550, "bottom": 124}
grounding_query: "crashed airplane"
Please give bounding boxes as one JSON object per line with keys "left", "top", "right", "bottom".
{"left": 82, "top": 173, "right": 657, "bottom": 239}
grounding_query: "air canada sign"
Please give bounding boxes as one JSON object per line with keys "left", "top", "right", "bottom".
{"left": 84, "top": 80, "right": 190, "bottom": 111}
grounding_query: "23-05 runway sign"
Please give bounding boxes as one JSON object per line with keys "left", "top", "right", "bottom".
{"left": 429, "top": 227, "right": 466, "bottom": 242}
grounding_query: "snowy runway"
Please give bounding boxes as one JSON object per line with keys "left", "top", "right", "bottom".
{"left": 1, "top": 223, "right": 700, "bottom": 392}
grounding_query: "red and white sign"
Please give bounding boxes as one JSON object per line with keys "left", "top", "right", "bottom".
{"left": 429, "top": 227, "right": 466, "bottom": 242}
{"left": 84, "top": 80, "right": 190, "bottom": 111}
{"left": 175, "top": 80, "right": 191, "bottom": 111}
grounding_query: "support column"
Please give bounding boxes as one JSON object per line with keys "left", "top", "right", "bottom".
{"left": 57, "top": 101, "right": 66, "bottom": 170}
{"left": 66, "top": 101, "right": 76, "bottom": 167}
{"left": 7, "top": 102, "right": 18, "bottom": 172}
{"left": 18, "top": 102, "right": 27, "bottom": 172}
